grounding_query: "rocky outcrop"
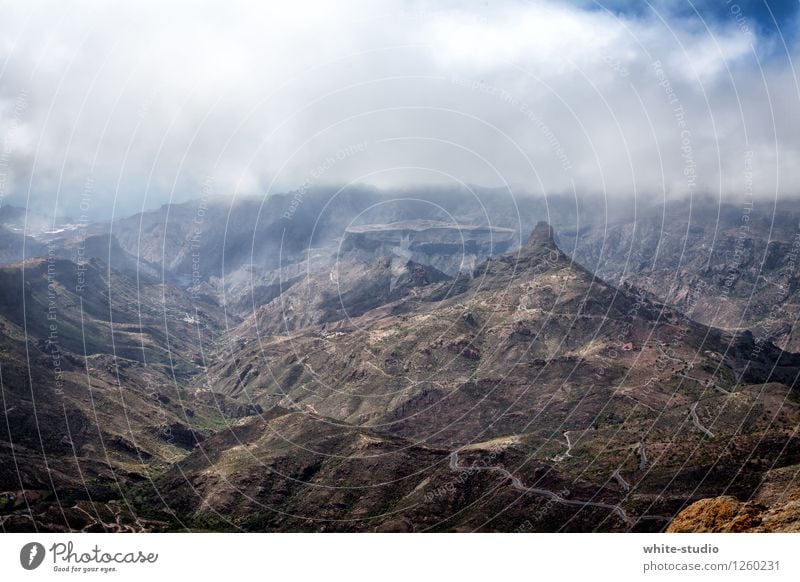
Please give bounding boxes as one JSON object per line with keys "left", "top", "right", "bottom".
{"left": 527, "top": 221, "right": 559, "bottom": 248}
{"left": 667, "top": 496, "right": 766, "bottom": 532}
{"left": 668, "top": 490, "right": 800, "bottom": 533}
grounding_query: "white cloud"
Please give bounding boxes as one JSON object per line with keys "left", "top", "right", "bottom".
{"left": 0, "top": 0, "right": 797, "bottom": 219}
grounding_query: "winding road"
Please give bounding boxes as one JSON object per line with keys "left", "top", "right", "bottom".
{"left": 552, "top": 431, "right": 573, "bottom": 462}
{"left": 689, "top": 401, "right": 715, "bottom": 438}
{"left": 637, "top": 442, "right": 648, "bottom": 470}
{"left": 612, "top": 469, "right": 631, "bottom": 492}
{"left": 448, "top": 451, "right": 634, "bottom": 527}
{"left": 677, "top": 371, "right": 730, "bottom": 395}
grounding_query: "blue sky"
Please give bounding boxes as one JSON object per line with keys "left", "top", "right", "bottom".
{"left": 579, "top": 0, "right": 799, "bottom": 43}
{"left": 578, "top": 0, "right": 797, "bottom": 25}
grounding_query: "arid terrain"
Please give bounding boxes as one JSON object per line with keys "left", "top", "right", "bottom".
{"left": 1, "top": 190, "right": 799, "bottom": 532}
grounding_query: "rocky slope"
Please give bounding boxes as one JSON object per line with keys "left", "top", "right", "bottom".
{"left": 150, "top": 222, "right": 800, "bottom": 531}
{"left": 3, "top": 199, "right": 800, "bottom": 533}
{"left": 566, "top": 199, "right": 800, "bottom": 353}
{"left": 0, "top": 257, "right": 252, "bottom": 531}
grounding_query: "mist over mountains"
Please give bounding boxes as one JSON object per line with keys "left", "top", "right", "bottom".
{"left": 3, "top": 0, "right": 800, "bottom": 218}
{"left": 1, "top": 187, "right": 799, "bottom": 532}
{"left": 2, "top": 0, "right": 800, "bottom": 536}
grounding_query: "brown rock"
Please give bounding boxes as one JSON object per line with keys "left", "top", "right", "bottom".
{"left": 667, "top": 496, "right": 765, "bottom": 533}
{"left": 527, "top": 221, "right": 558, "bottom": 248}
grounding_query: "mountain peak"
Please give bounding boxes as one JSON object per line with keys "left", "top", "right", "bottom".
{"left": 527, "top": 221, "right": 557, "bottom": 248}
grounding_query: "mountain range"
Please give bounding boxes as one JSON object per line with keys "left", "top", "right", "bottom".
{"left": 1, "top": 189, "right": 798, "bottom": 532}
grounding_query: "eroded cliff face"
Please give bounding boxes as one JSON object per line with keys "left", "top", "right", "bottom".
{"left": 342, "top": 220, "right": 517, "bottom": 276}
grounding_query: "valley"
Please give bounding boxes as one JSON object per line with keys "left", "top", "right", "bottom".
{"left": 1, "top": 190, "right": 798, "bottom": 532}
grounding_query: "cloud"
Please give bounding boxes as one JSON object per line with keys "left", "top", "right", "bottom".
{"left": 0, "top": 0, "right": 798, "bottom": 219}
